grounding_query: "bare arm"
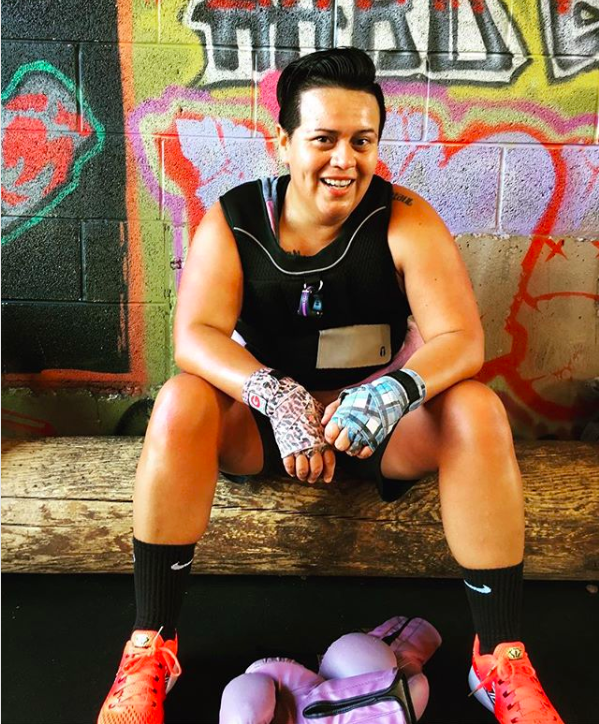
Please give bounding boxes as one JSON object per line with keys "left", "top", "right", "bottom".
{"left": 174, "top": 202, "right": 336, "bottom": 484}
{"left": 173, "top": 202, "right": 263, "bottom": 402}
{"left": 388, "top": 185, "right": 484, "bottom": 401}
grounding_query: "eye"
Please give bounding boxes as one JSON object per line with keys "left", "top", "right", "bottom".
{"left": 353, "top": 138, "right": 372, "bottom": 147}
{"left": 313, "top": 136, "right": 333, "bottom": 144}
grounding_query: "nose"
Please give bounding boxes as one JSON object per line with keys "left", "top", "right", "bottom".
{"left": 330, "top": 141, "right": 356, "bottom": 170}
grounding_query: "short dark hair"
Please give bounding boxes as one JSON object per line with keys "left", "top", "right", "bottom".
{"left": 276, "top": 47, "right": 386, "bottom": 139}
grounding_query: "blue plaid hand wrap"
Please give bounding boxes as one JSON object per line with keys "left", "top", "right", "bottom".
{"left": 331, "top": 371, "right": 425, "bottom": 453}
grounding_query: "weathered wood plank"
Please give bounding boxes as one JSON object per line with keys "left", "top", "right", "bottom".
{"left": 2, "top": 438, "right": 598, "bottom": 578}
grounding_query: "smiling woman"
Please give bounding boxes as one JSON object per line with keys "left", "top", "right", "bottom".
{"left": 276, "top": 86, "right": 381, "bottom": 252}
{"left": 96, "top": 48, "right": 566, "bottom": 724}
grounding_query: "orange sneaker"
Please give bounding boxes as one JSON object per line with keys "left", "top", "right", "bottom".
{"left": 97, "top": 630, "right": 182, "bottom": 724}
{"left": 469, "top": 637, "right": 564, "bottom": 723}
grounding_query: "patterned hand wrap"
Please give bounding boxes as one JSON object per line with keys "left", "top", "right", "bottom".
{"left": 242, "top": 368, "right": 327, "bottom": 459}
{"left": 331, "top": 370, "right": 426, "bottom": 453}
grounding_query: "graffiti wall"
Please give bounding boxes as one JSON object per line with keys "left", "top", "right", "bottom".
{"left": 2, "top": 0, "right": 598, "bottom": 439}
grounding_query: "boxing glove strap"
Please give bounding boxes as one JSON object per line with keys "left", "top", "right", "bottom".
{"left": 302, "top": 669, "right": 416, "bottom": 722}
{"left": 384, "top": 368, "right": 426, "bottom": 412}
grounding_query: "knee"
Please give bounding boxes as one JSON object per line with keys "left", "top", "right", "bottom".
{"left": 147, "top": 373, "right": 221, "bottom": 444}
{"left": 439, "top": 380, "right": 513, "bottom": 451}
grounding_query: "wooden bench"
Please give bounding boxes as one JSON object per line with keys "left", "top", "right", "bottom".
{"left": 2, "top": 438, "right": 598, "bottom": 579}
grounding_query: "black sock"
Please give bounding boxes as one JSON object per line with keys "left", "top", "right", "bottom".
{"left": 461, "top": 562, "right": 523, "bottom": 654}
{"left": 133, "top": 537, "right": 196, "bottom": 641}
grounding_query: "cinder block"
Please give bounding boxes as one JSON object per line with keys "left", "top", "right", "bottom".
{"left": 1, "top": 42, "right": 76, "bottom": 94}
{"left": 2, "top": 0, "right": 119, "bottom": 42}
{"left": 425, "top": 55, "right": 597, "bottom": 144}
{"left": 1, "top": 218, "right": 81, "bottom": 301}
{"left": 161, "top": 135, "right": 279, "bottom": 222}
{"left": 501, "top": 146, "right": 599, "bottom": 236}
{"left": 536, "top": 1, "right": 599, "bottom": 80}
{"left": 80, "top": 44, "right": 126, "bottom": 134}
{"left": 379, "top": 142, "right": 501, "bottom": 234}
{"left": 1, "top": 302, "right": 131, "bottom": 374}
{"left": 2, "top": 55, "right": 88, "bottom": 136}
{"left": 0, "top": 389, "right": 111, "bottom": 437}
{"left": 128, "top": 303, "right": 171, "bottom": 386}
{"left": 457, "top": 234, "right": 528, "bottom": 359}
{"left": 63, "top": 133, "right": 128, "bottom": 220}
{"left": 457, "top": 233, "right": 599, "bottom": 438}
{"left": 517, "top": 237, "right": 599, "bottom": 387}
{"left": 83, "top": 220, "right": 168, "bottom": 303}
{"left": 554, "top": 147, "right": 599, "bottom": 236}
{"left": 131, "top": 45, "right": 204, "bottom": 100}
{"left": 1, "top": 105, "right": 106, "bottom": 227}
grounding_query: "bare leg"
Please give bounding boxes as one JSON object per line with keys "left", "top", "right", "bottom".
{"left": 133, "top": 372, "right": 264, "bottom": 544}
{"left": 380, "top": 379, "right": 524, "bottom": 568}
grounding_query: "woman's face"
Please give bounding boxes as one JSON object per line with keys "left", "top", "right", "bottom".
{"left": 277, "top": 86, "right": 381, "bottom": 226}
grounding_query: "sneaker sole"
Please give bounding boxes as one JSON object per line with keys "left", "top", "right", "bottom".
{"left": 468, "top": 666, "right": 495, "bottom": 712}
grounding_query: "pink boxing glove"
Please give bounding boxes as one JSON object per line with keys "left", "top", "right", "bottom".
{"left": 220, "top": 657, "right": 324, "bottom": 724}
{"left": 318, "top": 617, "right": 441, "bottom": 721}
{"left": 367, "top": 616, "right": 442, "bottom": 678}
{"left": 220, "top": 658, "right": 417, "bottom": 724}
{"left": 220, "top": 616, "right": 442, "bottom": 724}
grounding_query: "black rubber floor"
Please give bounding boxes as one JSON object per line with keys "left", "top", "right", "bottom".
{"left": 2, "top": 575, "right": 597, "bottom": 724}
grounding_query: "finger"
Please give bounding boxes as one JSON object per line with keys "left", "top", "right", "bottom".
{"left": 356, "top": 446, "right": 374, "bottom": 459}
{"left": 322, "top": 447, "right": 336, "bottom": 483}
{"left": 321, "top": 399, "right": 341, "bottom": 426}
{"left": 295, "top": 454, "right": 310, "bottom": 482}
{"left": 283, "top": 455, "right": 296, "bottom": 477}
{"left": 307, "top": 452, "right": 324, "bottom": 484}
{"left": 347, "top": 433, "right": 368, "bottom": 456}
{"left": 324, "top": 420, "right": 341, "bottom": 445}
{"left": 334, "top": 427, "right": 353, "bottom": 453}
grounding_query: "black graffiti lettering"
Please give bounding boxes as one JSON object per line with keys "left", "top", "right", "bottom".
{"left": 353, "top": 0, "right": 420, "bottom": 71}
{"left": 539, "top": 0, "right": 599, "bottom": 80}
{"left": 428, "top": 0, "right": 514, "bottom": 76}
{"left": 185, "top": 0, "right": 534, "bottom": 84}
{"left": 188, "top": 0, "right": 333, "bottom": 74}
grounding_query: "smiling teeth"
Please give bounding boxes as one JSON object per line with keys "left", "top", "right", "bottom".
{"left": 322, "top": 179, "right": 353, "bottom": 187}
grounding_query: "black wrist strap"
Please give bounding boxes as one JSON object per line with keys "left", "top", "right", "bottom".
{"left": 385, "top": 369, "right": 425, "bottom": 409}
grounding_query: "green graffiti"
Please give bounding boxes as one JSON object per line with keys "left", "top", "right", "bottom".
{"left": 1, "top": 60, "right": 106, "bottom": 245}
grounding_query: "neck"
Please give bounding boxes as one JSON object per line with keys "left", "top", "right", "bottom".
{"left": 281, "top": 184, "right": 343, "bottom": 247}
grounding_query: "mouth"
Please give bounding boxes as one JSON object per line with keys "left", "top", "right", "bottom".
{"left": 320, "top": 178, "right": 355, "bottom": 190}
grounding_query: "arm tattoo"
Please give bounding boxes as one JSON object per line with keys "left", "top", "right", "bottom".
{"left": 392, "top": 192, "right": 413, "bottom": 206}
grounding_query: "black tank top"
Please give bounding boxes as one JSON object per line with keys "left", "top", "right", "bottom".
{"left": 219, "top": 174, "right": 411, "bottom": 390}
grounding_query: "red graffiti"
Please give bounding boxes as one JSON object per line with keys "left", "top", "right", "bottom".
{"left": 5, "top": 93, "right": 48, "bottom": 112}
{"left": 3, "top": 117, "right": 75, "bottom": 196}
{"left": 55, "top": 101, "right": 92, "bottom": 135}
{"left": 556, "top": 0, "right": 572, "bottom": 13}
{"left": 1, "top": 96, "right": 91, "bottom": 209}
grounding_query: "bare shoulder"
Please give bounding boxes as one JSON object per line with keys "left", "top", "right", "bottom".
{"left": 193, "top": 199, "right": 232, "bottom": 240}
{"left": 388, "top": 184, "right": 453, "bottom": 271}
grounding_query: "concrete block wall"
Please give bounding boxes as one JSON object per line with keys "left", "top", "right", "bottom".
{"left": 2, "top": 0, "right": 598, "bottom": 439}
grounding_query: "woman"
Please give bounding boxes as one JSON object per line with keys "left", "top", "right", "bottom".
{"left": 98, "top": 48, "right": 563, "bottom": 724}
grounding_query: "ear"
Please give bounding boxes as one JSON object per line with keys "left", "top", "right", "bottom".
{"left": 276, "top": 124, "right": 291, "bottom": 165}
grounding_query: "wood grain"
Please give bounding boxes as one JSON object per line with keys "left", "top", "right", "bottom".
{"left": 2, "top": 438, "right": 597, "bottom": 578}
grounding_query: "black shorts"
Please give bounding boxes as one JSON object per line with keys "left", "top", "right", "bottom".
{"left": 221, "top": 408, "right": 419, "bottom": 503}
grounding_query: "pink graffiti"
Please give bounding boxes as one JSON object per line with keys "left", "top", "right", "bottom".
{"left": 129, "top": 79, "right": 598, "bottom": 434}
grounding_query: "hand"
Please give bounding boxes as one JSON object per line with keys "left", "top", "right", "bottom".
{"left": 283, "top": 446, "right": 336, "bottom": 484}
{"left": 243, "top": 369, "right": 336, "bottom": 480}
{"left": 322, "top": 399, "right": 374, "bottom": 460}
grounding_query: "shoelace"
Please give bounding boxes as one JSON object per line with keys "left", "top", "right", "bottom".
{"left": 110, "top": 634, "right": 182, "bottom": 710}
{"left": 475, "top": 657, "right": 558, "bottom": 724}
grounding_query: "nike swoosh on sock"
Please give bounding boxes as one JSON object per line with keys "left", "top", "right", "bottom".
{"left": 465, "top": 581, "right": 492, "bottom": 594}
